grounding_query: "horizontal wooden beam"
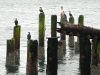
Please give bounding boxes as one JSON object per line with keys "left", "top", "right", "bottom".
{"left": 57, "top": 22, "right": 100, "bottom": 39}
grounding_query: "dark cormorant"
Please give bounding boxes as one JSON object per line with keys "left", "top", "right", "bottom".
{"left": 14, "top": 18, "right": 18, "bottom": 26}
{"left": 69, "top": 11, "right": 73, "bottom": 17}
{"left": 27, "top": 32, "right": 31, "bottom": 40}
{"left": 39, "top": 7, "right": 43, "bottom": 13}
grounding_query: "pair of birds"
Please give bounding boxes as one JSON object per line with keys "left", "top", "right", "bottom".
{"left": 26, "top": 7, "right": 43, "bottom": 40}
{"left": 14, "top": 7, "right": 43, "bottom": 26}
{"left": 61, "top": 6, "right": 73, "bottom": 23}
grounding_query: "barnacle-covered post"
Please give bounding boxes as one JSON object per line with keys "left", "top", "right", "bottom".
{"left": 38, "top": 12, "right": 45, "bottom": 60}
{"left": 26, "top": 40, "right": 38, "bottom": 75}
{"left": 75, "top": 15, "right": 84, "bottom": 53}
{"left": 46, "top": 37, "right": 58, "bottom": 75}
{"left": 68, "top": 16, "right": 74, "bottom": 47}
{"left": 13, "top": 25, "right": 21, "bottom": 64}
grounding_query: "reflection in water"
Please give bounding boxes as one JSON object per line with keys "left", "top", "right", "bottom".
{"left": 58, "top": 46, "right": 80, "bottom": 75}
{"left": 5, "top": 65, "right": 19, "bottom": 74}
{"left": 38, "top": 60, "right": 45, "bottom": 72}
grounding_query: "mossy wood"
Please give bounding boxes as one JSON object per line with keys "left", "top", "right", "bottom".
{"left": 78, "top": 15, "right": 84, "bottom": 26}
{"left": 7, "top": 39, "right": 15, "bottom": 55}
{"left": 51, "top": 15, "right": 57, "bottom": 37}
{"left": 13, "top": 26, "right": 21, "bottom": 49}
{"left": 69, "top": 16, "right": 74, "bottom": 24}
{"left": 39, "top": 13, "right": 45, "bottom": 46}
{"left": 26, "top": 40, "right": 38, "bottom": 75}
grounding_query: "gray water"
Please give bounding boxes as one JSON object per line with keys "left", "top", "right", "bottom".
{"left": 0, "top": 0, "right": 100, "bottom": 75}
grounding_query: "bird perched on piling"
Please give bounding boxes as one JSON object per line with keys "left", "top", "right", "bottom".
{"left": 14, "top": 18, "right": 18, "bottom": 26}
{"left": 27, "top": 32, "right": 31, "bottom": 40}
{"left": 69, "top": 11, "right": 73, "bottom": 17}
{"left": 60, "top": 6, "right": 68, "bottom": 24}
{"left": 39, "top": 7, "right": 44, "bottom": 13}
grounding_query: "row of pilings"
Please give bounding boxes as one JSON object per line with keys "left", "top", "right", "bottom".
{"left": 6, "top": 12, "right": 100, "bottom": 75}
{"left": 6, "top": 25, "right": 21, "bottom": 73}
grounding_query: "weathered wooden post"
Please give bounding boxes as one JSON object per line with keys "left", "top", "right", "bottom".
{"left": 6, "top": 39, "right": 18, "bottom": 73}
{"left": 91, "top": 38, "right": 99, "bottom": 66}
{"left": 38, "top": 12, "right": 45, "bottom": 60}
{"left": 60, "top": 10, "right": 66, "bottom": 50}
{"left": 13, "top": 25, "right": 21, "bottom": 64}
{"left": 68, "top": 16, "right": 74, "bottom": 47}
{"left": 6, "top": 39, "right": 15, "bottom": 66}
{"left": 51, "top": 15, "right": 57, "bottom": 37}
{"left": 51, "top": 15, "right": 63, "bottom": 59}
{"left": 46, "top": 37, "right": 58, "bottom": 75}
{"left": 26, "top": 40, "right": 38, "bottom": 75}
{"left": 97, "top": 41, "right": 100, "bottom": 63}
{"left": 79, "top": 37, "right": 91, "bottom": 75}
{"left": 75, "top": 15, "right": 84, "bottom": 53}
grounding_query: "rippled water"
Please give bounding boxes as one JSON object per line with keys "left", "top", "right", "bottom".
{"left": 0, "top": 0, "right": 100, "bottom": 75}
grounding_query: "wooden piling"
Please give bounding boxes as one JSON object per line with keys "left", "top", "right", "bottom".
{"left": 6, "top": 39, "right": 15, "bottom": 66}
{"left": 26, "top": 40, "right": 38, "bottom": 75}
{"left": 13, "top": 25, "right": 21, "bottom": 64}
{"left": 51, "top": 15, "right": 57, "bottom": 37}
{"left": 46, "top": 37, "right": 58, "bottom": 75}
{"left": 38, "top": 12, "right": 45, "bottom": 60}
{"left": 60, "top": 12, "right": 66, "bottom": 56}
{"left": 58, "top": 41, "right": 63, "bottom": 59}
{"left": 97, "top": 41, "right": 100, "bottom": 63}
{"left": 78, "top": 15, "right": 84, "bottom": 25}
{"left": 92, "top": 39, "right": 99, "bottom": 66}
{"left": 79, "top": 37, "right": 91, "bottom": 75}
{"left": 6, "top": 39, "right": 18, "bottom": 73}
{"left": 51, "top": 15, "right": 63, "bottom": 59}
{"left": 75, "top": 15, "right": 84, "bottom": 53}
{"left": 68, "top": 16, "right": 74, "bottom": 47}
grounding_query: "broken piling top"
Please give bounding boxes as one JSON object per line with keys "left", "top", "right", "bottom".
{"left": 13, "top": 25, "right": 21, "bottom": 49}
{"left": 78, "top": 15, "right": 84, "bottom": 26}
{"left": 39, "top": 12, "right": 45, "bottom": 46}
{"left": 6, "top": 39, "right": 15, "bottom": 56}
{"left": 6, "top": 39, "right": 15, "bottom": 66}
{"left": 51, "top": 15, "right": 57, "bottom": 37}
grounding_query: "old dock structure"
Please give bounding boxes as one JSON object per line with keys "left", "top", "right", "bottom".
{"left": 5, "top": 13, "right": 100, "bottom": 75}
{"left": 57, "top": 22, "right": 100, "bottom": 75}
